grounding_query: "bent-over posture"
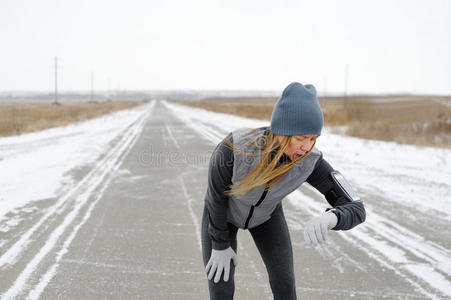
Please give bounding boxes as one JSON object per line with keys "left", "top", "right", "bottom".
{"left": 201, "top": 82, "right": 366, "bottom": 300}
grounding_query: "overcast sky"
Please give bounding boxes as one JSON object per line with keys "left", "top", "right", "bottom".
{"left": 1, "top": 0, "right": 450, "bottom": 94}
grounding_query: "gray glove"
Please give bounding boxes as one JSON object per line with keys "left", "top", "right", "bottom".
{"left": 304, "top": 211, "right": 338, "bottom": 246}
{"left": 205, "top": 246, "right": 238, "bottom": 283}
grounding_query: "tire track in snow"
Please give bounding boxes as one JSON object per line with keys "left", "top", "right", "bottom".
{"left": 162, "top": 101, "right": 226, "bottom": 144}
{"left": 25, "top": 107, "right": 151, "bottom": 300}
{"left": 179, "top": 175, "right": 202, "bottom": 252}
{"left": 165, "top": 125, "right": 181, "bottom": 150}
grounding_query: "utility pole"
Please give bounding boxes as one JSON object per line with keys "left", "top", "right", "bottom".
{"left": 107, "top": 77, "right": 111, "bottom": 102}
{"left": 344, "top": 64, "right": 350, "bottom": 116}
{"left": 345, "top": 64, "right": 350, "bottom": 97}
{"left": 53, "top": 56, "right": 59, "bottom": 105}
{"left": 90, "top": 72, "right": 94, "bottom": 102}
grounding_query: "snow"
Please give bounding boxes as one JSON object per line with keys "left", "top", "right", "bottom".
{"left": 0, "top": 103, "right": 151, "bottom": 224}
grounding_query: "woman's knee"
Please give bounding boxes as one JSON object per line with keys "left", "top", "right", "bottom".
{"left": 208, "top": 283, "right": 235, "bottom": 300}
{"left": 205, "top": 261, "right": 236, "bottom": 300}
{"left": 269, "top": 272, "right": 296, "bottom": 299}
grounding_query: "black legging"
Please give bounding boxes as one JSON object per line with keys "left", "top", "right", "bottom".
{"left": 201, "top": 203, "right": 297, "bottom": 300}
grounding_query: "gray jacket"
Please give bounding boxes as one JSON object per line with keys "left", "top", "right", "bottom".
{"left": 204, "top": 126, "right": 366, "bottom": 250}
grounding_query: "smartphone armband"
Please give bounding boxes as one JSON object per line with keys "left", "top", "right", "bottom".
{"left": 330, "top": 171, "right": 361, "bottom": 202}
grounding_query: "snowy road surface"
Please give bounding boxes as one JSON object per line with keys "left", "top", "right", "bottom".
{"left": 0, "top": 100, "right": 450, "bottom": 299}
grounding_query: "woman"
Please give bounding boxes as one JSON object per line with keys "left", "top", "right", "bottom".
{"left": 201, "top": 82, "right": 366, "bottom": 300}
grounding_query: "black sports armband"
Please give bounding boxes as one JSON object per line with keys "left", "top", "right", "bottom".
{"left": 330, "top": 170, "right": 361, "bottom": 202}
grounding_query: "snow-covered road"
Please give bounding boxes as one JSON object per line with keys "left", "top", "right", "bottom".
{"left": 0, "top": 99, "right": 450, "bottom": 299}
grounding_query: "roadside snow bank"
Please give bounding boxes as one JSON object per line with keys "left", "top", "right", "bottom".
{"left": 0, "top": 103, "right": 151, "bottom": 222}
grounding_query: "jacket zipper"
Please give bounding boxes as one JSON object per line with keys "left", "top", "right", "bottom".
{"left": 243, "top": 129, "right": 271, "bottom": 229}
{"left": 243, "top": 188, "right": 268, "bottom": 229}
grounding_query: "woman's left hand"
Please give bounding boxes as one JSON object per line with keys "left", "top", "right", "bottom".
{"left": 304, "top": 211, "right": 338, "bottom": 246}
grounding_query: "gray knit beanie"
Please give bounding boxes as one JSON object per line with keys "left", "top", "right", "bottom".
{"left": 270, "top": 82, "right": 324, "bottom": 136}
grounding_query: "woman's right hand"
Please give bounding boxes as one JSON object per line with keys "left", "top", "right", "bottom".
{"left": 205, "top": 246, "right": 238, "bottom": 283}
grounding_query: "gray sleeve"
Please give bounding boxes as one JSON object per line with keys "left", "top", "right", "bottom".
{"left": 306, "top": 156, "right": 366, "bottom": 230}
{"left": 204, "top": 132, "right": 234, "bottom": 250}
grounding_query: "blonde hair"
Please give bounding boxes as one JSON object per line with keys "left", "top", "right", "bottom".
{"left": 223, "top": 128, "right": 315, "bottom": 196}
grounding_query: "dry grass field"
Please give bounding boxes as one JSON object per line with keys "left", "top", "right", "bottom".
{"left": 170, "top": 96, "right": 451, "bottom": 148}
{"left": 0, "top": 101, "right": 148, "bottom": 137}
